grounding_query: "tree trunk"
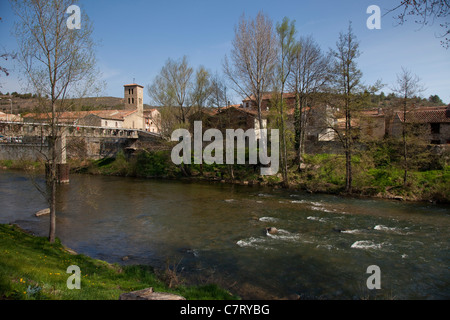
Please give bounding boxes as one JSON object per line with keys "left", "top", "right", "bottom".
{"left": 48, "top": 173, "right": 57, "bottom": 243}
{"left": 280, "top": 91, "right": 289, "bottom": 187}
{"left": 402, "top": 99, "right": 408, "bottom": 187}
{"left": 294, "top": 92, "right": 301, "bottom": 169}
{"left": 345, "top": 96, "right": 352, "bottom": 194}
{"left": 48, "top": 101, "right": 57, "bottom": 243}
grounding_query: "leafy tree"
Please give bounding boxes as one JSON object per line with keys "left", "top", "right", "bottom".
{"left": 148, "top": 56, "right": 194, "bottom": 124}
{"left": 148, "top": 57, "right": 212, "bottom": 125}
{"left": 428, "top": 94, "right": 443, "bottom": 105}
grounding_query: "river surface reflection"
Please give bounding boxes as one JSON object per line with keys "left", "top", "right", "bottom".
{"left": 0, "top": 170, "right": 449, "bottom": 299}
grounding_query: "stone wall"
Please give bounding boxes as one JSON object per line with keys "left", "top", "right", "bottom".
{"left": 0, "top": 137, "right": 138, "bottom": 162}
{"left": 0, "top": 143, "right": 50, "bottom": 161}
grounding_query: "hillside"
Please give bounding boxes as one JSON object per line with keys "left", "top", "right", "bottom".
{"left": 0, "top": 95, "right": 126, "bottom": 114}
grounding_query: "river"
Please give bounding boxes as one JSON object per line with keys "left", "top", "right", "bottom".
{"left": 0, "top": 170, "right": 449, "bottom": 299}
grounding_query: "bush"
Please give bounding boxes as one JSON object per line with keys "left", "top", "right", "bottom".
{"left": 134, "top": 151, "right": 170, "bottom": 178}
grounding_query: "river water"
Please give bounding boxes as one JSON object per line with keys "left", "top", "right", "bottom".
{"left": 0, "top": 170, "right": 449, "bottom": 299}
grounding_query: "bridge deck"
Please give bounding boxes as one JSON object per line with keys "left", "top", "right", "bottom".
{"left": 0, "top": 121, "right": 162, "bottom": 140}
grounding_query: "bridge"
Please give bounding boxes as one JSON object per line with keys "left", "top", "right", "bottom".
{"left": 0, "top": 121, "right": 164, "bottom": 183}
{"left": 0, "top": 120, "right": 162, "bottom": 140}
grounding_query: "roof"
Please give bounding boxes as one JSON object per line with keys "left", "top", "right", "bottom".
{"left": 123, "top": 84, "right": 144, "bottom": 88}
{"left": 360, "top": 108, "right": 385, "bottom": 117}
{"left": 242, "top": 92, "right": 297, "bottom": 102}
{"left": 23, "top": 109, "right": 137, "bottom": 122}
{"left": 216, "top": 105, "right": 261, "bottom": 117}
{"left": 396, "top": 106, "right": 450, "bottom": 123}
{"left": 143, "top": 108, "right": 160, "bottom": 113}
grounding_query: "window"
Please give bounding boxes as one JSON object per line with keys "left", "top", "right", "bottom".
{"left": 132, "top": 98, "right": 134, "bottom": 104}
{"left": 128, "top": 98, "right": 131, "bottom": 104}
{"left": 132, "top": 89, "right": 134, "bottom": 95}
{"left": 430, "top": 123, "right": 440, "bottom": 134}
{"left": 105, "top": 121, "right": 108, "bottom": 126}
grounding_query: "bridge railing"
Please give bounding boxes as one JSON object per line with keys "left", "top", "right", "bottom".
{"left": 0, "top": 121, "right": 153, "bottom": 139}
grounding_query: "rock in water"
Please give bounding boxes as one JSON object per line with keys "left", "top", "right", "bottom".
{"left": 266, "top": 227, "right": 278, "bottom": 235}
{"left": 35, "top": 208, "right": 50, "bottom": 217}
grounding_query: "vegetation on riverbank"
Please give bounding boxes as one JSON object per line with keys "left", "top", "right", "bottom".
{"left": 1, "top": 143, "right": 449, "bottom": 204}
{"left": 68, "top": 146, "right": 449, "bottom": 203}
{"left": 0, "top": 224, "right": 237, "bottom": 300}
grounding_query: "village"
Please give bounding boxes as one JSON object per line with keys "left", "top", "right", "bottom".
{"left": 0, "top": 0, "right": 449, "bottom": 304}
{"left": 0, "top": 84, "right": 449, "bottom": 150}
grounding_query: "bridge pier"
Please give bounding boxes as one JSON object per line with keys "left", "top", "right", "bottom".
{"left": 46, "top": 132, "right": 69, "bottom": 184}
{"left": 46, "top": 162, "right": 70, "bottom": 184}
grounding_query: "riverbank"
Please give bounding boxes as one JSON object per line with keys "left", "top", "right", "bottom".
{"left": 0, "top": 224, "right": 238, "bottom": 300}
{"left": 1, "top": 151, "right": 449, "bottom": 204}
{"left": 74, "top": 150, "right": 449, "bottom": 204}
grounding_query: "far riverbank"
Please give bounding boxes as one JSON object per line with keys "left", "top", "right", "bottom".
{"left": 1, "top": 150, "right": 449, "bottom": 204}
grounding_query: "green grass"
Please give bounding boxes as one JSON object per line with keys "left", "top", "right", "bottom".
{"left": 297, "top": 154, "right": 449, "bottom": 202}
{"left": 0, "top": 159, "right": 43, "bottom": 171}
{"left": 0, "top": 224, "right": 238, "bottom": 300}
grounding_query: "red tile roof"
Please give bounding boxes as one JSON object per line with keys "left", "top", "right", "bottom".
{"left": 396, "top": 106, "right": 450, "bottom": 123}
{"left": 242, "top": 92, "right": 296, "bottom": 102}
{"left": 123, "top": 84, "right": 144, "bottom": 88}
{"left": 24, "top": 109, "right": 137, "bottom": 122}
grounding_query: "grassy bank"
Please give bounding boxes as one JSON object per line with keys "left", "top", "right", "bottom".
{"left": 292, "top": 153, "right": 450, "bottom": 203}
{"left": 0, "top": 224, "right": 237, "bottom": 300}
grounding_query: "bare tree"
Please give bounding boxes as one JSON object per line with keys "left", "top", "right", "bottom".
{"left": 11, "top": 0, "right": 99, "bottom": 243}
{"left": 386, "top": 0, "right": 450, "bottom": 48}
{"left": 0, "top": 52, "right": 16, "bottom": 79}
{"left": 1, "top": 17, "right": 17, "bottom": 84}
{"left": 392, "top": 67, "right": 425, "bottom": 187}
{"left": 290, "top": 35, "right": 330, "bottom": 170}
{"left": 329, "top": 22, "right": 363, "bottom": 194}
{"left": 223, "top": 11, "right": 278, "bottom": 130}
{"left": 208, "top": 72, "right": 228, "bottom": 109}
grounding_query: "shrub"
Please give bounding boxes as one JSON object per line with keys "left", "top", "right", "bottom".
{"left": 134, "top": 151, "right": 170, "bottom": 178}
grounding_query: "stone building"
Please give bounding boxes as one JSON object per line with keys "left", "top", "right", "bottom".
{"left": 123, "top": 84, "right": 145, "bottom": 130}
{"left": 144, "top": 108, "right": 161, "bottom": 133}
{"left": 23, "top": 83, "right": 149, "bottom": 131}
{"left": 390, "top": 105, "right": 450, "bottom": 145}
{"left": 242, "top": 93, "right": 296, "bottom": 111}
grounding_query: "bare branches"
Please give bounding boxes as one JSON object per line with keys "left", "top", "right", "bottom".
{"left": 208, "top": 72, "right": 228, "bottom": 109}
{"left": 329, "top": 22, "right": 364, "bottom": 194}
{"left": 386, "top": 0, "right": 450, "bottom": 48}
{"left": 223, "top": 11, "right": 278, "bottom": 126}
{"left": 392, "top": 67, "right": 426, "bottom": 100}
{"left": 290, "top": 35, "right": 330, "bottom": 169}
{"left": 147, "top": 56, "right": 215, "bottom": 125}
{"left": 11, "top": 0, "right": 100, "bottom": 243}
{"left": 391, "top": 67, "right": 426, "bottom": 186}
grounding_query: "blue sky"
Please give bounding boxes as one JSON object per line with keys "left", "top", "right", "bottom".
{"left": 1, "top": 0, "right": 449, "bottom": 104}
